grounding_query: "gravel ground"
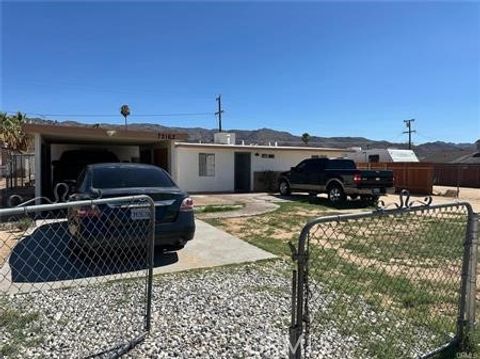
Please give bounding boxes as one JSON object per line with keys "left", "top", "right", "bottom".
{"left": 0, "top": 259, "right": 447, "bottom": 358}
{"left": 0, "top": 260, "right": 359, "bottom": 359}
{"left": 125, "top": 260, "right": 362, "bottom": 359}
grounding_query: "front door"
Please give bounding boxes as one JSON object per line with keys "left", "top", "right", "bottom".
{"left": 234, "top": 152, "right": 251, "bottom": 192}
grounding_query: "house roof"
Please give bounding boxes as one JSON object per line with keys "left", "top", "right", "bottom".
{"left": 23, "top": 123, "right": 188, "bottom": 143}
{"left": 449, "top": 152, "right": 480, "bottom": 164}
{"left": 175, "top": 142, "right": 352, "bottom": 152}
{"left": 387, "top": 149, "right": 419, "bottom": 162}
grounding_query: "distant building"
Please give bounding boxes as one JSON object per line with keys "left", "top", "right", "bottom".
{"left": 449, "top": 140, "right": 480, "bottom": 164}
{"left": 347, "top": 148, "right": 419, "bottom": 163}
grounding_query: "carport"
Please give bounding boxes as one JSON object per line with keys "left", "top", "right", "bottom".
{"left": 24, "top": 123, "right": 188, "bottom": 199}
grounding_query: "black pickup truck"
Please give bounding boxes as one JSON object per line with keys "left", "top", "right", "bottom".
{"left": 278, "top": 158, "right": 394, "bottom": 204}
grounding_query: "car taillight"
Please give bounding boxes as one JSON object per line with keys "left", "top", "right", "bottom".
{"left": 353, "top": 173, "right": 362, "bottom": 184}
{"left": 75, "top": 205, "right": 101, "bottom": 218}
{"left": 180, "top": 197, "right": 194, "bottom": 212}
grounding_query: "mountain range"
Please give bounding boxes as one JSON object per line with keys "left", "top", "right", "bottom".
{"left": 29, "top": 118, "right": 478, "bottom": 162}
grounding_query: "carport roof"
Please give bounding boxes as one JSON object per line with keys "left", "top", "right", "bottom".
{"left": 24, "top": 123, "right": 188, "bottom": 143}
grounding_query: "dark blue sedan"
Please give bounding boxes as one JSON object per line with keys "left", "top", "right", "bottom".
{"left": 68, "top": 163, "right": 195, "bottom": 251}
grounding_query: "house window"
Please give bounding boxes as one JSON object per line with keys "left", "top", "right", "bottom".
{"left": 261, "top": 153, "right": 275, "bottom": 159}
{"left": 199, "top": 153, "right": 215, "bottom": 176}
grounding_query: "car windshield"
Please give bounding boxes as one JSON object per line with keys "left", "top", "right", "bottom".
{"left": 91, "top": 166, "right": 175, "bottom": 188}
{"left": 326, "top": 160, "right": 356, "bottom": 170}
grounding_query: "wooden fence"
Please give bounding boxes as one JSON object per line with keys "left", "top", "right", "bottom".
{"left": 432, "top": 164, "right": 480, "bottom": 188}
{"left": 357, "top": 162, "right": 433, "bottom": 195}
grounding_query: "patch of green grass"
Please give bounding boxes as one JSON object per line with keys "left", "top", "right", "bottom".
{"left": 195, "top": 203, "right": 244, "bottom": 214}
{"left": 341, "top": 214, "right": 467, "bottom": 264}
{"left": 204, "top": 201, "right": 333, "bottom": 258}
{"left": 307, "top": 249, "right": 461, "bottom": 357}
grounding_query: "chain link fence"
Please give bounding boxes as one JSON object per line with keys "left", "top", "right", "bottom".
{"left": 0, "top": 195, "right": 155, "bottom": 358}
{"left": 290, "top": 194, "right": 478, "bottom": 358}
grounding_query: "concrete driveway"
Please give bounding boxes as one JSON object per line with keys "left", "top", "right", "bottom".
{"left": 152, "top": 219, "right": 275, "bottom": 275}
{"left": 0, "top": 219, "right": 274, "bottom": 292}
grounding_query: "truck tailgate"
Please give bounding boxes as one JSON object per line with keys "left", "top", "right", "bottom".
{"left": 358, "top": 170, "right": 394, "bottom": 187}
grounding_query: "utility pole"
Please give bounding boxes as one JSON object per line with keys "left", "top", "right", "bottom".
{"left": 403, "top": 119, "right": 416, "bottom": 149}
{"left": 215, "top": 95, "right": 224, "bottom": 132}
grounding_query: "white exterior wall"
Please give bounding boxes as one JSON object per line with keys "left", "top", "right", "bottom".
{"left": 174, "top": 145, "right": 348, "bottom": 192}
{"left": 174, "top": 147, "right": 235, "bottom": 192}
{"left": 251, "top": 150, "right": 329, "bottom": 172}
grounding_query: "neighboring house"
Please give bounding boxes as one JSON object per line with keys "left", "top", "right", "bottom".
{"left": 24, "top": 124, "right": 352, "bottom": 196}
{"left": 449, "top": 141, "right": 480, "bottom": 164}
{"left": 347, "top": 148, "right": 419, "bottom": 163}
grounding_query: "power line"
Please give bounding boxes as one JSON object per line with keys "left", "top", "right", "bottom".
{"left": 403, "top": 118, "right": 416, "bottom": 149}
{"left": 3, "top": 110, "right": 214, "bottom": 118}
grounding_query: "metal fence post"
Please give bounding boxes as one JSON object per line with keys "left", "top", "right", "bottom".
{"left": 289, "top": 269, "right": 299, "bottom": 359}
{"left": 457, "top": 206, "right": 478, "bottom": 350}
{"left": 465, "top": 213, "right": 478, "bottom": 339}
{"left": 289, "top": 231, "right": 308, "bottom": 359}
{"left": 145, "top": 198, "right": 155, "bottom": 332}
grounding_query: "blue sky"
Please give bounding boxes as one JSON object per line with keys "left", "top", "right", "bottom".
{"left": 1, "top": 1, "right": 479, "bottom": 144}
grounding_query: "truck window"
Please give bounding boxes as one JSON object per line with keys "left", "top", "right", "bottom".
{"left": 326, "top": 160, "right": 356, "bottom": 169}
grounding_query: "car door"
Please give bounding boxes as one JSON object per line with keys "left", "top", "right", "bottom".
{"left": 305, "top": 159, "right": 327, "bottom": 191}
{"left": 289, "top": 160, "right": 308, "bottom": 190}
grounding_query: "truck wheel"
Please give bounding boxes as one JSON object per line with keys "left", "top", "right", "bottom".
{"left": 328, "top": 184, "right": 346, "bottom": 205}
{"left": 279, "top": 180, "right": 291, "bottom": 196}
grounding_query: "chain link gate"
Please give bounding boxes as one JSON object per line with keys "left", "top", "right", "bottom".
{"left": 290, "top": 192, "right": 478, "bottom": 359}
{"left": 0, "top": 195, "right": 155, "bottom": 358}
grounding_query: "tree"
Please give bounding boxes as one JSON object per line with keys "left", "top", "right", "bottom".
{"left": 0, "top": 112, "right": 29, "bottom": 152}
{"left": 120, "top": 105, "right": 130, "bottom": 129}
{"left": 301, "top": 132, "right": 311, "bottom": 145}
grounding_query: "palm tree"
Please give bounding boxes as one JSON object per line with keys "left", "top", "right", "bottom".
{"left": 0, "top": 112, "right": 29, "bottom": 152}
{"left": 301, "top": 132, "right": 311, "bottom": 145}
{"left": 120, "top": 105, "right": 130, "bottom": 129}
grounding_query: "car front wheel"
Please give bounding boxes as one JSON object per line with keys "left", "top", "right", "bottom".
{"left": 279, "top": 180, "right": 291, "bottom": 196}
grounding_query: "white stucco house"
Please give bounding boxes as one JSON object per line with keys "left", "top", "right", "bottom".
{"left": 172, "top": 133, "right": 351, "bottom": 192}
{"left": 23, "top": 124, "right": 352, "bottom": 196}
